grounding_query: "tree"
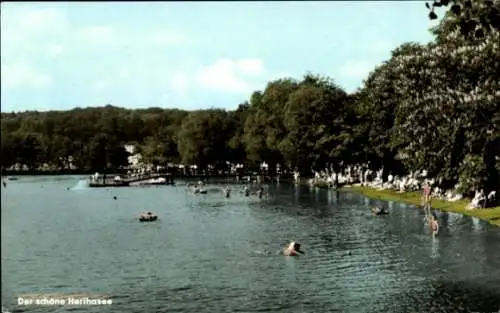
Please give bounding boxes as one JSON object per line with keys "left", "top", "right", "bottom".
{"left": 177, "top": 110, "right": 229, "bottom": 170}
{"left": 390, "top": 6, "right": 500, "bottom": 194}
{"left": 280, "top": 74, "right": 349, "bottom": 175}
{"left": 225, "top": 103, "right": 249, "bottom": 164}
{"left": 427, "top": 0, "right": 500, "bottom": 40}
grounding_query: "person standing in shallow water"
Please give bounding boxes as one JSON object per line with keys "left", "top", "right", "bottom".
{"left": 430, "top": 213, "right": 439, "bottom": 236}
{"left": 257, "top": 186, "right": 264, "bottom": 199}
{"left": 224, "top": 186, "right": 231, "bottom": 198}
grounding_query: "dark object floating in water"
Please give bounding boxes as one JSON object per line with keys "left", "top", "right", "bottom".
{"left": 372, "top": 207, "right": 389, "bottom": 215}
{"left": 199, "top": 190, "right": 207, "bottom": 194}
{"left": 139, "top": 215, "right": 158, "bottom": 222}
{"left": 7, "top": 177, "right": 18, "bottom": 181}
{"left": 113, "top": 196, "right": 117, "bottom": 200}
{"left": 138, "top": 211, "right": 158, "bottom": 222}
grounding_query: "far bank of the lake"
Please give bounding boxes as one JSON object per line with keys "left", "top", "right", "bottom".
{"left": 342, "top": 185, "right": 500, "bottom": 227}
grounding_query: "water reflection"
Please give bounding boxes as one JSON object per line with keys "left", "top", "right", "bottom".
{"left": 334, "top": 190, "right": 340, "bottom": 204}
{"left": 2, "top": 181, "right": 500, "bottom": 313}
{"left": 388, "top": 200, "right": 394, "bottom": 210}
{"left": 430, "top": 236, "right": 440, "bottom": 259}
{"left": 472, "top": 217, "right": 483, "bottom": 232}
{"left": 327, "top": 189, "right": 333, "bottom": 204}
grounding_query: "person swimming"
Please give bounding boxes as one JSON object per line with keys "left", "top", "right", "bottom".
{"left": 372, "top": 207, "right": 388, "bottom": 215}
{"left": 192, "top": 183, "right": 201, "bottom": 194}
{"left": 430, "top": 213, "right": 439, "bottom": 236}
{"left": 283, "top": 242, "right": 305, "bottom": 256}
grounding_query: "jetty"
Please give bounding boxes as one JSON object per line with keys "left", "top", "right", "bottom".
{"left": 87, "top": 173, "right": 174, "bottom": 188}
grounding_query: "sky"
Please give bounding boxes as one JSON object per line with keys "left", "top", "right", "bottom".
{"left": 0, "top": 1, "right": 442, "bottom": 112}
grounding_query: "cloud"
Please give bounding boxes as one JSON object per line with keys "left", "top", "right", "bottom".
{"left": 15, "top": 7, "right": 70, "bottom": 35}
{"left": 145, "top": 30, "right": 191, "bottom": 46}
{"left": 1, "top": 63, "right": 52, "bottom": 89}
{"left": 1, "top": 7, "right": 70, "bottom": 58}
{"left": 195, "top": 58, "right": 266, "bottom": 93}
{"left": 44, "top": 44, "right": 65, "bottom": 57}
{"left": 1, "top": 6, "right": 192, "bottom": 60}
{"left": 339, "top": 60, "right": 376, "bottom": 79}
{"left": 1, "top": 4, "right": 195, "bottom": 103}
{"left": 117, "top": 68, "right": 132, "bottom": 79}
{"left": 80, "top": 26, "right": 123, "bottom": 46}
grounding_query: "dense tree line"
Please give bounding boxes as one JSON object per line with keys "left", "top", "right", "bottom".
{"left": 1, "top": 0, "right": 499, "bottom": 197}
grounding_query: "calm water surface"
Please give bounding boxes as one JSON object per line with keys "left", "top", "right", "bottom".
{"left": 2, "top": 176, "right": 500, "bottom": 313}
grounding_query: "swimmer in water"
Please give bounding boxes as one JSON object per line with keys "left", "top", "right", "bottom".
{"left": 192, "top": 184, "right": 201, "bottom": 195}
{"left": 430, "top": 213, "right": 439, "bottom": 236}
{"left": 283, "top": 242, "right": 305, "bottom": 256}
{"left": 243, "top": 186, "right": 250, "bottom": 197}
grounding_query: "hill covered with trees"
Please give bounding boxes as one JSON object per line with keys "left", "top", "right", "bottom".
{"left": 1, "top": 0, "right": 499, "bottom": 198}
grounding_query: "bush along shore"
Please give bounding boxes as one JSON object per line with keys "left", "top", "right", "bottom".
{"left": 300, "top": 165, "right": 500, "bottom": 227}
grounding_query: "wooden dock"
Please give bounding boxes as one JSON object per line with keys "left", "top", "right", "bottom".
{"left": 88, "top": 173, "right": 174, "bottom": 188}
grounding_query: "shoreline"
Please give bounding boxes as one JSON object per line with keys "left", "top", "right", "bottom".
{"left": 1, "top": 170, "right": 292, "bottom": 180}
{"left": 341, "top": 185, "right": 500, "bottom": 227}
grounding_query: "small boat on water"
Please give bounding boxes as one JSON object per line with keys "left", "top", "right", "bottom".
{"left": 138, "top": 211, "right": 158, "bottom": 222}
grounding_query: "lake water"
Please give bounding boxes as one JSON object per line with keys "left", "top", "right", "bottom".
{"left": 2, "top": 176, "right": 500, "bottom": 313}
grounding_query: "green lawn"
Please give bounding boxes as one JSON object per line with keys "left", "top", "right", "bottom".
{"left": 341, "top": 185, "right": 500, "bottom": 227}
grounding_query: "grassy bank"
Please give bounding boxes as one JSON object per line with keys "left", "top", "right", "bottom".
{"left": 342, "top": 185, "right": 500, "bottom": 227}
